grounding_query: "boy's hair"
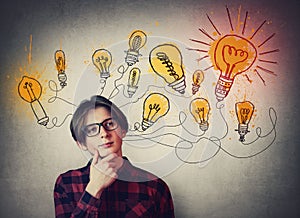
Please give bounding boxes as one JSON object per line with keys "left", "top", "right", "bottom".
{"left": 70, "top": 95, "right": 128, "bottom": 144}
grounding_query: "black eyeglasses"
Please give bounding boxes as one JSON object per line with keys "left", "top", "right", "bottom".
{"left": 82, "top": 118, "right": 119, "bottom": 137}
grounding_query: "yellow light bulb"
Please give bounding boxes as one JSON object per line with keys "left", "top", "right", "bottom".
{"left": 213, "top": 34, "right": 257, "bottom": 101}
{"left": 54, "top": 50, "right": 67, "bottom": 87}
{"left": 142, "top": 93, "right": 170, "bottom": 131}
{"left": 125, "top": 30, "right": 147, "bottom": 66}
{"left": 190, "top": 98, "right": 210, "bottom": 131}
{"left": 18, "top": 76, "right": 49, "bottom": 126}
{"left": 235, "top": 101, "right": 255, "bottom": 142}
{"left": 192, "top": 70, "right": 204, "bottom": 95}
{"left": 92, "top": 49, "right": 112, "bottom": 79}
{"left": 127, "top": 67, "right": 141, "bottom": 97}
{"left": 149, "top": 43, "right": 186, "bottom": 94}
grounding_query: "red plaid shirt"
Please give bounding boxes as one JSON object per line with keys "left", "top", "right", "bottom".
{"left": 54, "top": 157, "right": 175, "bottom": 218}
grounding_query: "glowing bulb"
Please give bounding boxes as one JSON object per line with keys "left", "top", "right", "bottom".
{"left": 92, "top": 49, "right": 112, "bottom": 79}
{"left": 190, "top": 98, "right": 210, "bottom": 131}
{"left": 142, "top": 93, "right": 170, "bottom": 131}
{"left": 149, "top": 43, "right": 186, "bottom": 94}
{"left": 125, "top": 30, "right": 147, "bottom": 66}
{"left": 18, "top": 76, "right": 49, "bottom": 126}
{"left": 213, "top": 34, "right": 257, "bottom": 101}
{"left": 54, "top": 50, "right": 67, "bottom": 88}
{"left": 127, "top": 67, "right": 141, "bottom": 97}
{"left": 192, "top": 70, "right": 204, "bottom": 95}
{"left": 235, "top": 101, "right": 255, "bottom": 142}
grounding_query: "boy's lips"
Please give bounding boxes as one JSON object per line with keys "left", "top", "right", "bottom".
{"left": 99, "top": 142, "right": 113, "bottom": 148}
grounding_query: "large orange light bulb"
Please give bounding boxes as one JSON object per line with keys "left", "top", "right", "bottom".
{"left": 18, "top": 76, "right": 49, "bottom": 126}
{"left": 213, "top": 34, "right": 257, "bottom": 101}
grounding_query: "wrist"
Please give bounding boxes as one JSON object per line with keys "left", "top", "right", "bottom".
{"left": 86, "top": 182, "right": 104, "bottom": 199}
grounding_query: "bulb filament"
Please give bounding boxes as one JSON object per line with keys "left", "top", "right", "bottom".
{"left": 222, "top": 45, "right": 248, "bottom": 77}
{"left": 156, "top": 52, "right": 179, "bottom": 80}
{"left": 131, "top": 36, "right": 142, "bottom": 50}
{"left": 95, "top": 55, "right": 109, "bottom": 72}
{"left": 24, "top": 82, "right": 37, "bottom": 102}
{"left": 195, "top": 107, "right": 205, "bottom": 123}
{"left": 146, "top": 104, "right": 161, "bottom": 121}
{"left": 240, "top": 108, "right": 250, "bottom": 124}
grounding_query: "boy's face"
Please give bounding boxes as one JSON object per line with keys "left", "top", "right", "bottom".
{"left": 80, "top": 107, "right": 126, "bottom": 157}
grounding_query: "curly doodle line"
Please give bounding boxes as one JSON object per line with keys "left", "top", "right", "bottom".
{"left": 216, "top": 101, "right": 229, "bottom": 140}
{"left": 108, "top": 64, "right": 129, "bottom": 99}
{"left": 47, "top": 80, "right": 77, "bottom": 106}
{"left": 221, "top": 107, "right": 277, "bottom": 159}
{"left": 46, "top": 113, "right": 73, "bottom": 129}
{"left": 174, "top": 136, "right": 222, "bottom": 164}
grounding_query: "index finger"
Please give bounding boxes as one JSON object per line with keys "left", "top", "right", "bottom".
{"left": 92, "top": 150, "right": 100, "bottom": 165}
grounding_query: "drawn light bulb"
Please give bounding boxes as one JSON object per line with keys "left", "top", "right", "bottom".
{"left": 142, "top": 93, "right": 170, "bottom": 131}
{"left": 18, "top": 76, "right": 49, "bottom": 126}
{"left": 213, "top": 34, "right": 257, "bottom": 101}
{"left": 190, "top": 98, "right": 210, "bottom": 131}
{"left": 54, "top": 50, "right": 67, "bottom": 88}
{"left": 192, "top": 70, "right": 204, "bottom": 95}
{"left": 149, "top": 43, "right": 186, "bottom": 94}
{"left": 92, "top": 49, "right": 112, "bottom": 79}
{"left": 127, "top": 67, "right": 141, "bottom": 97}
{"left": 125, "top": 30, "right": 147, "bottom": 66}
{"left": 235, "top": 101, "right": 255, "bottom": 142}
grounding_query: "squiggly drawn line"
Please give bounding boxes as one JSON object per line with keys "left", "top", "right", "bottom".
{"left": 46, "top": 113, "right": 73, "bottom": 129}
{"left": 216, "top": 101, "right": 229, "bottom": 140}
{"left": 108, "top": 64, "right": 129, "bottom": 99}
{"left": 48, "top": 80, "right": 77, "bottom": 106}
{"left": 221, "top": 107, "right": 277, "bottom": 158}
{"left": 174, "top": 136, "right": 222, "bottom": 164}
{"left": 118, "top": 84, "right": 166, "bottom": 109}
{"left": 128, "top": 111, "right": 205, "bottom": 138}
{"left": 125, "top": 133, "right": 193, "bottom": 149}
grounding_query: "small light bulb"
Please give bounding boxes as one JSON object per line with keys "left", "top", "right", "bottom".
{"left": 142, "top": 93, "right": 170, "bottom": 131}
{"left": 190, "top": 97, "right": 210, "bottom": 131}
{"left": 54, "top": 50, "right": 67, "bottom": 88}
{"left": 125, "top": 30, "right": 147, "bottom": 66}
{"left": 127, "top": 67, "right": 141, "bottom": 97}
{"left": 192, "top": 70, "right": 204, "bottom": 95}
{"left": 92, "top": 49, "right": 112, "bottom": 79}
{"left": 235, "top": 101, "right": 255, "bottom": 142}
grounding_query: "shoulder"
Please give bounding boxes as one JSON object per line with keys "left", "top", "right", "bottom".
{"left": 122, "top": 159, "right": 171, "bottom": 190}
{"left": 55, "top": 162, "right": 90, "bottom": 186}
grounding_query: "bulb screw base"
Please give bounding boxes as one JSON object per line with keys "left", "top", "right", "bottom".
{"left": 127, "top": 86, "right": 138, "bottom": 98}
{"left": 125, "top": 50, "right": 140, "bottom": 66}
{"left": 236, "top": 123, "right": 249, "bottom": 142}
{"left": 141, "top": 119, "right": 154, "bottom": 131}
{"left": 169, "top": 76, "right": 186, "bottom": 94}
{"left": 215, "top": 77, "right": 233, "bottom": 101}
{"left": 100, "top": 72, "right": 110, "bottom": 79}
{"left": 192, "top": 84, "right": 200, "bottom": 95}
{"left": 58, "top": 72, "right": 67, "bottom": 88}
{"left": 199, "top": 122, "right": 209, "bottom": 131}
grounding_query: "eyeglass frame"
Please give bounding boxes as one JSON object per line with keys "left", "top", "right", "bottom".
{"left": 81, "top": 117, "right": 119, "bottom": 137}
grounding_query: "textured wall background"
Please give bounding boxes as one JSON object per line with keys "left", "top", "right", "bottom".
{"left": 0, "top": 0, "right": 299, "bottom": 217}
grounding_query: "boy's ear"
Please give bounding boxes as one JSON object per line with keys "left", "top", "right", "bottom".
{"left": 76, "top": 141, "right": 87, "bottom": 151}
{"left": 121, "top": 130, "right": 126, "bottom": 138}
